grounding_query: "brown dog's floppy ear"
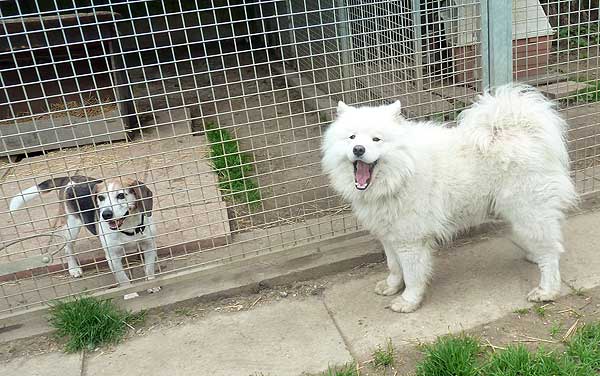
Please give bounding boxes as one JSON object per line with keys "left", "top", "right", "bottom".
{"left": 128, "top": 180, "right": 153, "bottom": 216}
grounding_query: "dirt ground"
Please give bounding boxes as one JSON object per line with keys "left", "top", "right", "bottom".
{"left": 3, "top": 258, "right": 600, "bottom": 376}
{"left": 351, "top": 288, "right": 600, "bottom": 376}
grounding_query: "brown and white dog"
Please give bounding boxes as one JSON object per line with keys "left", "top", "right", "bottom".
{"left": 9, "top": 176, "right": 160, "bottom": 298}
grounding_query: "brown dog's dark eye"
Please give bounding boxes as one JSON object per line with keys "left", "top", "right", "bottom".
{"left": 116, "top": 193, "right": 125, "bottom": 200}
{"left": 373, "top": 137, "right": 381, "bottom": 142}
{"left": 98, "top": 195, "right": 105, "bottom": 202}
{"left": 349, "top": 135, "right": 355, "bottom": 139}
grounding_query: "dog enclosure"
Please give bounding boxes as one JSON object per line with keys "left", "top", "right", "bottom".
{"left": 1, "top": 0, "right": 599, "bottom": 318}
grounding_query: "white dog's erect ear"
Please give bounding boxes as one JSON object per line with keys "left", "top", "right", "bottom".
{"left": 337, "top": 101, "right": 351, "bottom": 115}
{"left": 389, "top": 100, "right": 402, "bottom": 115}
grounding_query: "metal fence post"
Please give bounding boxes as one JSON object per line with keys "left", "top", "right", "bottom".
{"left": 411, "top": 0, "right": 424, "bottom": 90}
{"left": 481, "top": 0, "right": 513, "bottom": 89}
{"left": 335, "top": 0, "right": 354, "bottom": 103}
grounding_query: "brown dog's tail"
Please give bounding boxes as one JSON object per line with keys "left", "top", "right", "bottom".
{"left": 9, "top": 176, "right": 94, "bottom": 211}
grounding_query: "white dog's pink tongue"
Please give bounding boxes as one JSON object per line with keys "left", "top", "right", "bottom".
{"left": 355, "top": 161, "right": 371, "bottom": 188}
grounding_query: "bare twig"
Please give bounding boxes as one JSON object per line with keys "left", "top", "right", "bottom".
{"left": 250, "top": 296, "right": 262, "bottom": 308}
{"left": 485, "top": 339, "right": 506, "bottom": 352}
{"left": 562, "top": 319, "right": 580, "bottom": 342}
{"left": 514, "top": 334, "right": 557, "bottom": 344}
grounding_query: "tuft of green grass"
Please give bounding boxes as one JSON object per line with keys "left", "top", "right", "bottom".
{"left": 557, "top": 24, "right": 600, "bottom": 50}
{"left": 569, "top": 80, "right": 600, "bottom": 104}
{"left": 483, "top": 345, "right": 585, "bottom": 376}
{"left": 550, "top": 322, "right": 563, "bottom": 339}
{"left": 534, "top": 306, "right": 547, "bottom": 318}
{"left": 416, "top": 335, "right": 480, "bottom": 376}
{"left": 174, "top": 307, "right": 193, "bottom": 317}
{"left": 205, "top": 123, "right": 261, "bottom": 207}
{"left": 427, "top": 107, "right": 465, "bottom": 123}
{"left": 321, "top": 363, "right": 357, "bottom": 376}
{"left": 567, "top": 322, "right": 600, "bottom": 371}
{"left": 372, "top": 338, "right": 395, "bottom": 368}
{"left": 48, "top": 296, "right": 145, "bottom": 352}
{"left": 513, "top": 308, "right": 530, "bottom": 315}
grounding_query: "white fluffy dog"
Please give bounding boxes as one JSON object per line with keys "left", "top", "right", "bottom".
{"left": 321, "top": 85, "right": 577, "bottom": 313}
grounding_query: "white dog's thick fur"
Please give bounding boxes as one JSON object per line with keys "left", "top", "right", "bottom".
{"left": 321, "top": 85, "right": 577, "bottom": 313}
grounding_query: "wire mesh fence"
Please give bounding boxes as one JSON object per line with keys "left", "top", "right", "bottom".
{"left": 0, "top": 0, "right": 598, "bottom": 318}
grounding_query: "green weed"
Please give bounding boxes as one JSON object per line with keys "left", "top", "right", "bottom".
{"left": 416, "top": 335, "right": 480, "bottom": 376}
{"left": 48, "top": 296, "right": 145, "bottom": 352}
{"left": 321, "top": 363, "right": 357, "bottom": 376}
{"left": 372, "top": 338, "right": 395, "bottom": 368}
{"left": 205, "top": 123, "right": 261, "bottom": 207}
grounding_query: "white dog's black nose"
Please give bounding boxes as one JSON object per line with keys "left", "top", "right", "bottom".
{"left": 353, "top": 145, "right": 366, "bottom": 157}
{"left": 102, "top": 210, "right": 113, "bottom": 220}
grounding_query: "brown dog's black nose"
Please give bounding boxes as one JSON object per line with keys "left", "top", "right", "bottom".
{"left": 353, "top": 145, "right": 365, "bottom": 157}
{"left": 102, "top": 210, "right": 113, "bottom": 220}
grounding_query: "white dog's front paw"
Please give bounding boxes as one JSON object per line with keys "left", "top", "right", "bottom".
{"left": 147, "top": 286, "right": 161, "bottom": 294}
{"left": 390, "top": 296, "right": 421, "bottom": 313}
{"left": 69, "top": 266, "right": 83, "bottom": 278}
{"left": 374, "top": 280, "right": 403, "bottom": 296}
{"left": 527, "top": 287, "right": 559, "bottom": 302}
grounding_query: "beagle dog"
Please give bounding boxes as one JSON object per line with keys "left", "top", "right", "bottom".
{"left": 9, "top": 176, "right": 160, "bottom": 298}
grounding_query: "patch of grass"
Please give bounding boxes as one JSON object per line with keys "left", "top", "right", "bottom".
{"left": 534, "top": 305, "right": 547, "bottom": 318}
{"left": 416, "top": 335, "right": 480, "bottom": 376}
{"left": 557, "top": 24, "right": 600, "bottom": 50}
{"left": 321, "top": 363, "right": 357, "bottom": 376}
{"left": 174, "top": 308, "right": 193, "bottom": 317}
{"left": 48, "top": 296, "right": 145, "bottom": 352}
{"left": 550, "top": 322, "right": 563, "bottom": 339}
{"left": 482, "top": 345, "right": 585, "bottom": 376}
{"left": 372, "top": 338, "right": 395, "bottom": 368}
{"left": 427, "top": 106, "right": 465, "bottom": 123}
{"left": 205, "top": 123, "right": 261, "bottom": 207}
{"left": 513, "top": 308, "right": 530, "bottom": 315}
{"left": 567, "top": 322, "right": 600, "bottom": 371}
{"left": 567, "top": 80, "right": 600, "bottom": 104}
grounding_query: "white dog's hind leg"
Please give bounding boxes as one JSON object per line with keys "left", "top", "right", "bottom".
{"left": 509, "top": 236, "right": 538, "bottom": 264}
{"left": 511, "top": 222, "right": 563, "bottom": 302}
{"left": 390, "top": 244, "right": 432, "bottom": 313}
{"left": 375, "top": 242, "right": 404, "bottom": 296}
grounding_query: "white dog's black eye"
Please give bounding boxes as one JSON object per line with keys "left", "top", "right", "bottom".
{"left": 373, "top": 137, "right": 381, "bottom": 142}
{"left": 97, "top": 195, "right": 105, "bottom": 202}
{"left": 116, "top": 193, "right": 125, "bottom": 200}
{"left": 349, "top": 135, "right": 355, "bottom": 140}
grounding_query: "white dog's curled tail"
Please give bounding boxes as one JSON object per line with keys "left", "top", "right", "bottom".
{"left": 458, "top": 84, "right": 568, "bottom": 167}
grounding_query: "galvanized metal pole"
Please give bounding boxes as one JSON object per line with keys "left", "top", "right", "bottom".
{"left": 411, "top": 0, "right": 424, "bottom": 90}
{"left": 481, "top": 0, "right": 513, "bottom": 89}
{"left": 335, "top": 0, "right": 354, "bottom": 102}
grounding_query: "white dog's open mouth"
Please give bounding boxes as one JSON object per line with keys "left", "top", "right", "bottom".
{"left": 353, "top": 160, "right": 377, "bottom": 190}
{"left": 107, "top": 218, "right": 125, "bottom": 230}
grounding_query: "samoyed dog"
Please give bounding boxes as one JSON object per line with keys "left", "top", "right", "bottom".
{"left": 321, "top": 85, "right": 577, "bottom": 313}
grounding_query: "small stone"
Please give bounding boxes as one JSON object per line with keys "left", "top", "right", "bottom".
{"left": 279, "top": 291, "right": 288, "bottom": 297}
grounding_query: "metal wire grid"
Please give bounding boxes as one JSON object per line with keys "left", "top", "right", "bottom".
{"left": 0, "top": 0, "right": 594, "bottom": 317}
{"left": 514, "top": 1, "right": 600, "bottom": 196}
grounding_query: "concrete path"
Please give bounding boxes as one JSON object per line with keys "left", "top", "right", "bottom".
{"left": 2, "top": 209, "right": 600, "bottom": 376}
